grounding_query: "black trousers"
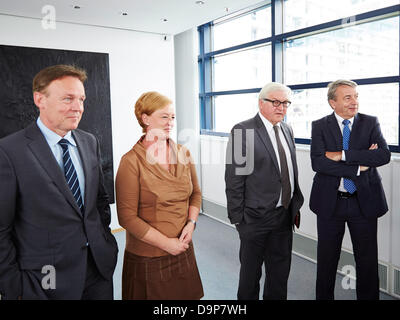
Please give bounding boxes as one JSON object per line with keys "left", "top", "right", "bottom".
{"left": 316, "top": 195, "right": 379, "bottom": 300}
{"left": 81, "top": 248, "right": 114, "bottom": 300}
{"left": 236, "top": 207, "right": 293, "bottom": 300}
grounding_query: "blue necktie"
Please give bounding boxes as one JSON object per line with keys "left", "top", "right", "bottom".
{"left": 58, "top": 139, "right": 84, "bottom": 213}
{"left": 342, "top": 120, "right": 357, "bottom": 194}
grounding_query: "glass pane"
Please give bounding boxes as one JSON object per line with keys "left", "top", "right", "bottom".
{"left": 284, "top": 16, "right": 399, "bottom": 85}
{"left": 286, "top": 83, "right": 399, "bottom": 145}
{"left": 213, "top": 45, "right": 271, "bottom": 92}
{"left": 286, "top": 88, "right": 328, "bottom": 139}
{"left": 213, "top": 6, "right": 271, "bottom": 52}
{"left": 284, "top": 0, "right": 399, "bottom": 32}
{"left": 357, "top": 83, "right": 399, "bottom": 145}
{"left": 214, "top": 93, "right": 259, "bottom": 133}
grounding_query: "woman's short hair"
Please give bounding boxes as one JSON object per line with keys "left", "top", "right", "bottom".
{"left": 32, "top": 64, "right": 87, "bottom": 94}
{"left": 134, "top": 91, "right": 172, "bottom": 133}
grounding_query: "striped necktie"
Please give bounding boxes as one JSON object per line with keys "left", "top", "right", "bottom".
{"left": 58, "top": 139, "right": 84, "bottom": 213}
{"left": 342, "top": 119, "right": 357, "bottom": 194}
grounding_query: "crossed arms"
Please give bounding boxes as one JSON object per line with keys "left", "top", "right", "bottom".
{"left": 311, "top": 117, "right": 391, "bottom": 178}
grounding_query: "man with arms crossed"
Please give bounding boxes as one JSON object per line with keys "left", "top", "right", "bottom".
{"left": 310, "top": 79, "right": 390, "bottom": 300}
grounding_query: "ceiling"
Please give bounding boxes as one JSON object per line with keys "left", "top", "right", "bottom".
{"left": 0, "top": 0, "right": 265, "bottom": 35}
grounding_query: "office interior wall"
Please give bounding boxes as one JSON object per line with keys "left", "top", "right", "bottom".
{"left": 174, "top": 28, "right": 201, "bottom": 181}
{"left": 0, "top": 14, "right": 175, "bottom": 230}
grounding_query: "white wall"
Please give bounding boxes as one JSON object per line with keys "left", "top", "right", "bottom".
{"left": 174, "top": 28, "right": 201, "bottom": 176}
{"left": 0, "top": 15, "right": 175, "bottom": 230}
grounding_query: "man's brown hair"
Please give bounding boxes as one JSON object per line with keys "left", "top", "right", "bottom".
{"left": 32, "top": 64, "right": 87, "bottom": 94}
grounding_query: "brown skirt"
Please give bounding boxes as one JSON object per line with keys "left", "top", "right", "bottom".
{"left": 122, "top": 243, "right": 204, "bottom": 300}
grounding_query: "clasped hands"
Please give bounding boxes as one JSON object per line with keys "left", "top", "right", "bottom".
{"left": 325, "top": 143, "right": 378, "bottom": 172}
{"left": 165, "top": 222, "right": 195, "bottom": 256}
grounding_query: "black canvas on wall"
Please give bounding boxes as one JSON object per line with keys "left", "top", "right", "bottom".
{"left": 0, "top": 45, "right": 115, "bottom": 203}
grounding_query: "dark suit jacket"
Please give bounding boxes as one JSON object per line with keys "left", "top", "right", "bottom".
{"left": 0, "top": 122, "right": 118, "bottom": 299}
{"left": 225, "top": 113, "right": 304, "bottom": 226}
{"left": 309, "top": 112, "right": 391, "bottom": 219}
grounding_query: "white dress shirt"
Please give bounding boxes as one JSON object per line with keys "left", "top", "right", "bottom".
{"left": 36, "top": 117, "right": 85, "bottom": 203}
{"left": 258, "top": 112, "right": 295, "bottom": 207}
{"left": 333, "top": 112, "right": 359, "bottom": 192}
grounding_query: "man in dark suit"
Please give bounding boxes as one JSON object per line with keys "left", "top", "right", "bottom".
{"left": 0, "top": 65, "right": 118, "bottom": 300}
{"left": 310, "top": 79, "right": 390, "bottom": 300}
{"left": 225, "top": 82, "right": 304, "bottom": 300}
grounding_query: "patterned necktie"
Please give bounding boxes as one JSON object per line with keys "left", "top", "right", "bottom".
{"left": 58, "top": 139, "right": 84, "bottom": 213}
{"left": 342, "top": 120, "right": 357, "bottom": 194}
{"left": 273, "top": 125, "right": 291, "bottom": 209}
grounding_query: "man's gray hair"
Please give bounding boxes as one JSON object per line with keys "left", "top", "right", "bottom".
{"left": 258, "top": 82, "right": 291, "bottom": 100}
{"left": 327, "top": 79, "right": 358, "bottom": 101}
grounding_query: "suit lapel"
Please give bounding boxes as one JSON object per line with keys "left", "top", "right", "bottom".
{"left": 25, "top": 123, "right": 83, "bottom": 217}
{"left": 281, "top": 122, "right": 298, "bottom": 179}
{"left": 72, "top": 130, "right": 92, "bottom": 212}
{"left": 327, "top": 112, "right": 343, "bottom": 150}
{"left": 349, "top": 114, "right": 360, "bottom": 149}
{"left": 281, "top": 123, "right": 294, "bottom": 154}
{"left": 254, "top": 114, "right": 280, "bottom": 174}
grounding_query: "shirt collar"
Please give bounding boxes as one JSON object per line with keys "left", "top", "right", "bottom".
{"left": 334, "top": 112, "right": 354, "bottom": 126}
{"left": 258, "top": 111, "right": 281, "bottom": 131}
{"left": 36, "top": 117, "right": 77, "bottom": 147}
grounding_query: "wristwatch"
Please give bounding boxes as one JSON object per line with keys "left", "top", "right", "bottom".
{"left": 187, "top": 219, "right": 197, "bottom": 229}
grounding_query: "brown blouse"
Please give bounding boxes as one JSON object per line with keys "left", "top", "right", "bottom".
{"left": 115, "top": 137, "right": 202, "bottom": 257}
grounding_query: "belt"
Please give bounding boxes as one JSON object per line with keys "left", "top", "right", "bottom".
{"left": 337, "top": 191, "right": 357, "bottom": 198}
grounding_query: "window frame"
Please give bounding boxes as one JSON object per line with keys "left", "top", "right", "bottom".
{"left": 198, "top": 1, "right": 400, "bottom": 151}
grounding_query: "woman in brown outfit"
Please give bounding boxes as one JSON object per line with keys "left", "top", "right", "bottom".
{"left": 115, "top": 91, "right": 204, "bottom": 300}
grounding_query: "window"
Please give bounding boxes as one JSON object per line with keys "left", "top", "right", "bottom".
{"left": 213, "top": 45, "right": 272, "bottom": 92}
{"left": 214, "top": 93, "right": 259, "bottom": 133}
{"left": 286, "top": 83, "right": 399, "bottom": 145}
{"left": 213, "top": 6, "right": 272, "bottom": 51}
{"left": 283, "top": 0, "right": 399, "bottom": 32}
{"left": 198, "top": 0, "right": 400, "bottom": 151}
{"left": 284, "top": 16, "right": 399, "bottom": 84}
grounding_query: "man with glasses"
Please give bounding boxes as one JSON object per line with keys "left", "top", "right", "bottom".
{"left": 225, "top": 82, "right": 304, "bottom": 300}
{"left": 309, "top": 79, "right": 390, "bottom": 300}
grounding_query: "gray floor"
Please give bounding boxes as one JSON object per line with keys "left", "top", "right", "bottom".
{"left": 112, "top": 213, "right": 396, "bottom": 300}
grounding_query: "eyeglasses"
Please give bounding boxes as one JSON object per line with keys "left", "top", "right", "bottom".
{"left": 262, "top": 98, "right": 291, "bottom": 108}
